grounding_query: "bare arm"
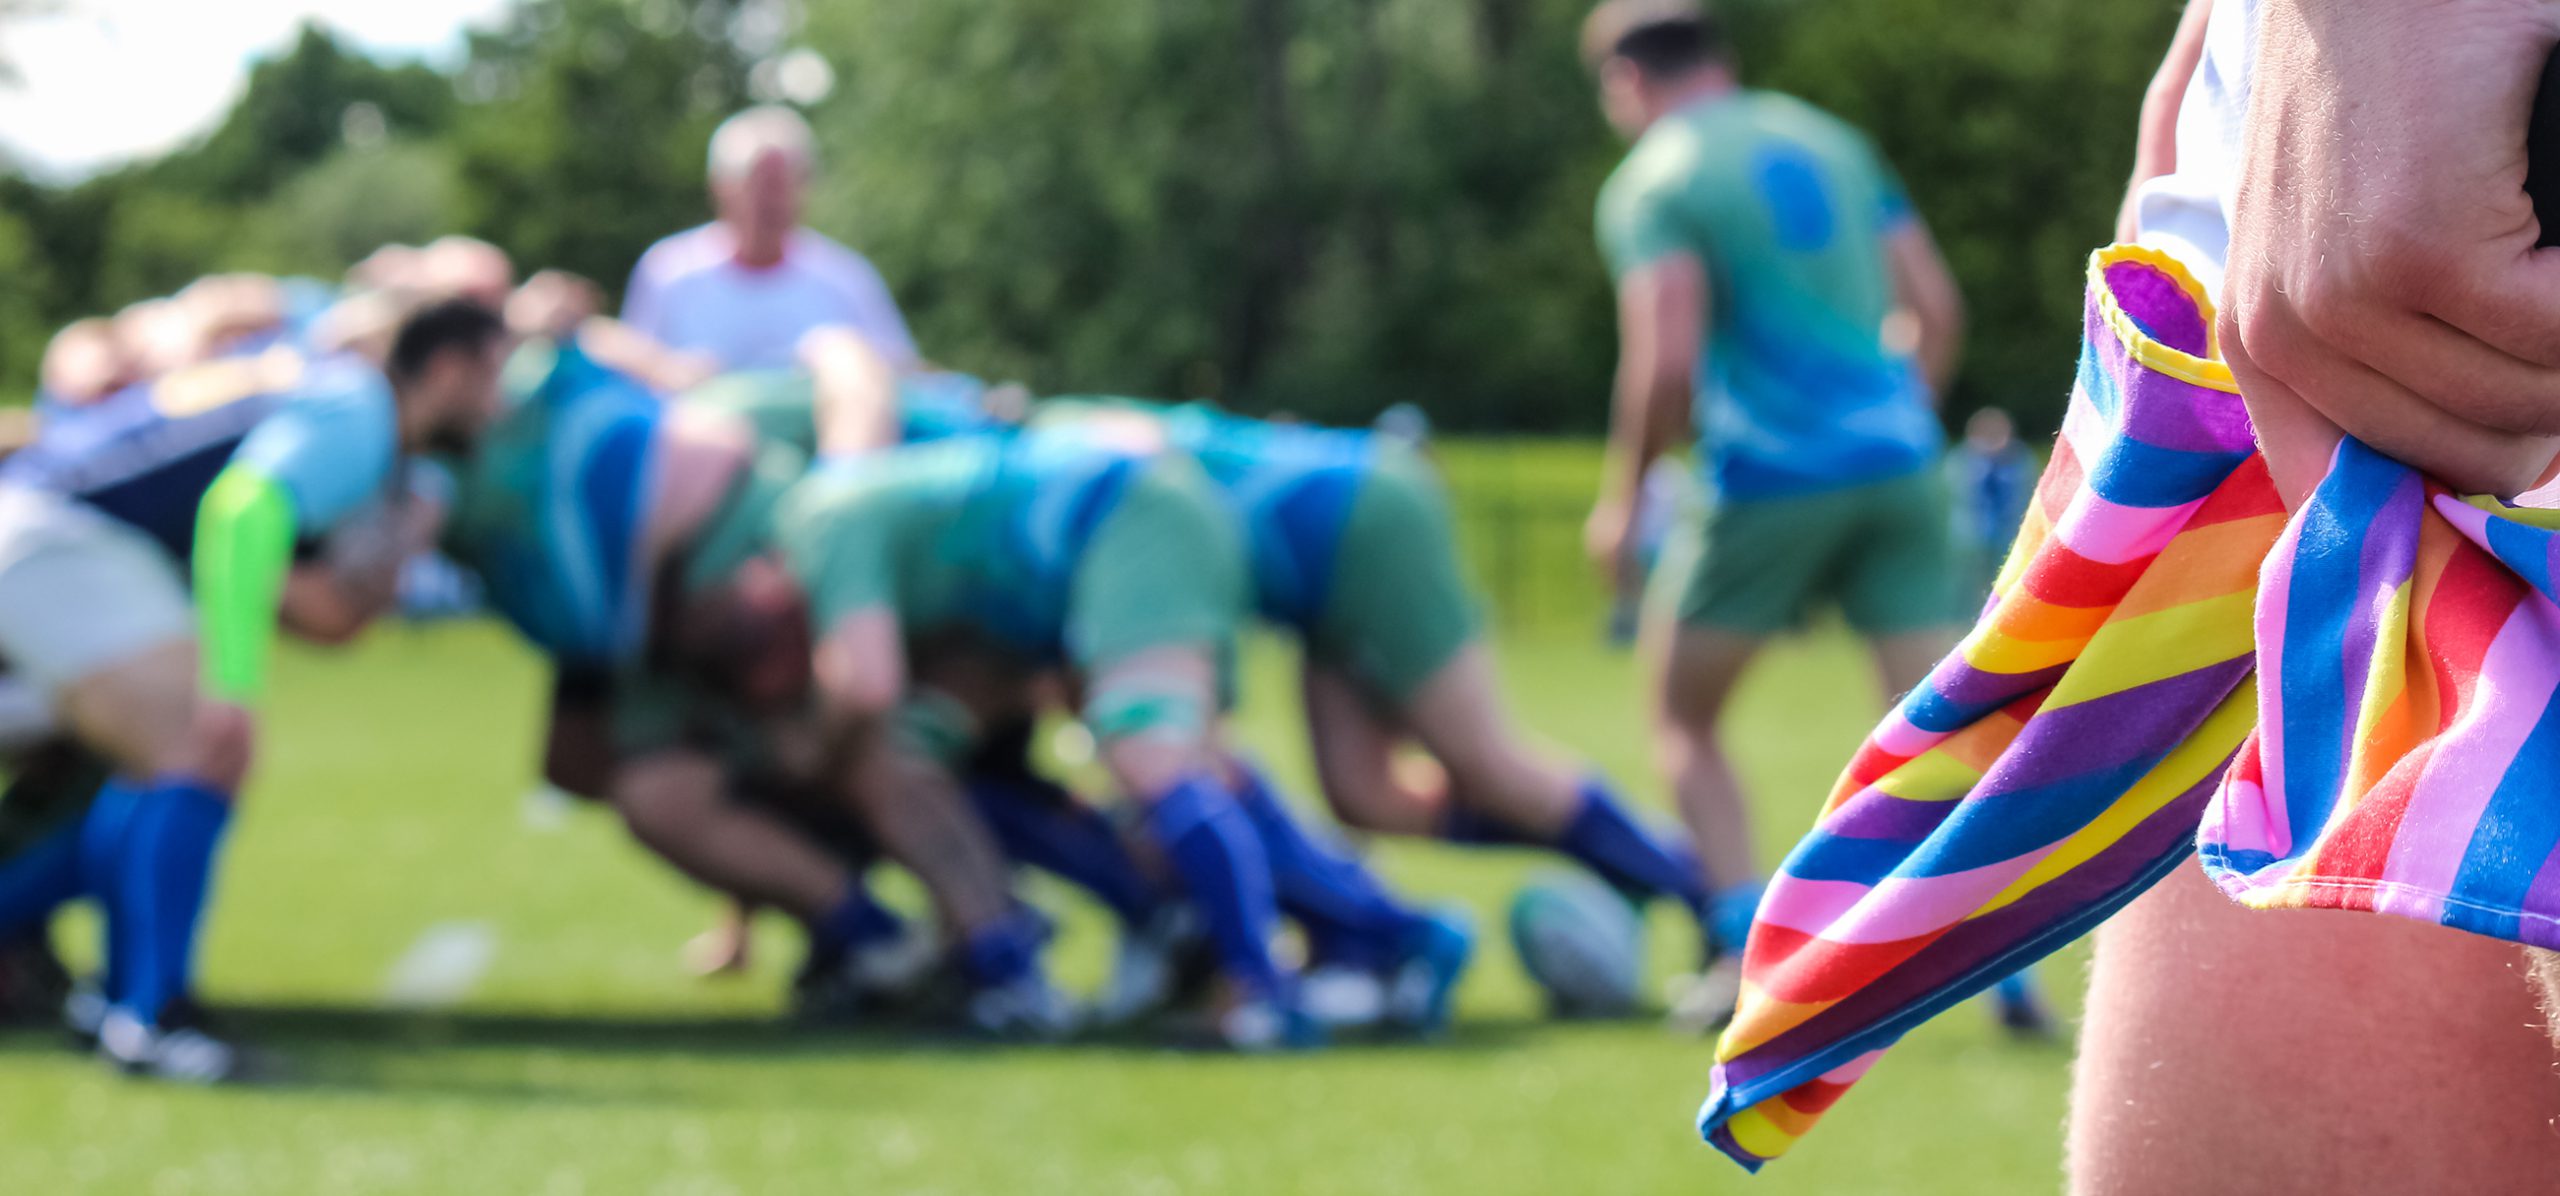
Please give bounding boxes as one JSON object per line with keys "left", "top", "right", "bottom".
{"left": 799, "top": 326, "right": 905, "bottom": 457}
{"left": 1884, "top": 220, "right": 1965, "bottom": 401}
{"left": 575, "top": 316, "right": 720, "bottom": 396}
{"left": 813, "top": 608, "right": 908, "bottom": 728}
{"left": 2117, "top": 0, "right": 2217, "bottom": 242}
{"left": 1586, "top": 256, "right": 1706, "bottom": 576}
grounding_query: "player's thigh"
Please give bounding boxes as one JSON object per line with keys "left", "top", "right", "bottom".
{"left": 1084, "top": 645, "right": 1223, "bottom": 800}
{"left": 2070, "top": 862, "right": 2560, "bottom": 1196}
{"left": 1297, "top": 661, "right": 1417, "bottom": 831}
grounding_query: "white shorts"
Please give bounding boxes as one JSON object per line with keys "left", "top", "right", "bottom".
{"left": 0, "top": 485, "right": 193, "bottom": 701}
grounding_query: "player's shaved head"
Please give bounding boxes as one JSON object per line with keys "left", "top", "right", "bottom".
{"left": 1581, "top": 1, "right": 1728, "bottom": 78}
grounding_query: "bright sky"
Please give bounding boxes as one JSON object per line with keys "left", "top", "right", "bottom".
{"left": 0, "top": 0, "right": 514, "bottom": 181}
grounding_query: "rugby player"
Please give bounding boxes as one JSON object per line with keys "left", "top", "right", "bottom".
{"left": 668, "top": 428, "right": 1334, "bottom": 1049}
{"left": 1036, "top": 399, "right": 1705, "bottom": 1006}
{"left": 1580, "top": 2, "right": 1968, "bottom": 1026}
{"left": 439, "top": 338, "right": 1084, "bottom": 1037}
{"left": 0, "top": 299, "right": 507, "bottom": 1081}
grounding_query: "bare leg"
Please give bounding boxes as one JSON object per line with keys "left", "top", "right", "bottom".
{"left": 1866, "top": 629, "right": 1949, "bottom": 704}
{"left": 609, "top": 749, "right": 852, "bottom": 922}
{"left": 1299, "top": 663, "right": 1442, "bottom": 835}
{"left": 831, "top": 722, "right": 1014, "bottom": 937}
{"left": 59, "top": 639, "right": 250, "bottom": 789}
{"left": 1397, "top": 645, "right": 1582, "bottom": 838}
{"left": 2070, "top": 864, "right": 2560, "bottom": 1195}
{"left": 1647, "top": 620, "right": 1761, "bottom": 892}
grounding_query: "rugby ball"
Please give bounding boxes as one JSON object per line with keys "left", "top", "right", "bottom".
{"left": 1507, "top": 870, "right": 1645, "bottom": 1018}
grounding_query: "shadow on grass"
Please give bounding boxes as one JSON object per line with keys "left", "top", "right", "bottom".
{"left": 0, "top": 1005, "right": 1633, "bottom": 1109}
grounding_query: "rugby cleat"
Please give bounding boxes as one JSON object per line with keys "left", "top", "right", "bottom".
{"left": 1297, "top": 965, "right": 1388, "bottom": 1031}
{"left": 1664, "top": 952, "right": 1745, "bottom": 1037}
{"left": 1215, "top": 993, "right": 1328, "bottom": 1053}
{"left": 964, "top": 972, "right": 1083, "bottom": 1042}
{"left": 1383, "top": 907, "right": 1476, "bottom": 1039}
{"left": 791, "top": 923, "right": 943, "bottom": 1024}
{"left": 95, "top": 1006, "right": 257, "bottom": 1085}
{"left": 1093, "top": 905, "right": 1199, "bottom": 1027}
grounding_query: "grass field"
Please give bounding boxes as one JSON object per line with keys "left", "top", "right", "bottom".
{"left": 0, "top": 443, "right": 2083, "bottom": 1195}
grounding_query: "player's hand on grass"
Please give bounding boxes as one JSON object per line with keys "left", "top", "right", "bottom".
{"left": 2220, "top": 0, "right": 2560, "bottom": 503}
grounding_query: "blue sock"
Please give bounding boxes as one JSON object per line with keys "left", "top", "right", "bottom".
{"left": 1439, "top": 805, "right": 1532, "bottom": 847}
{"left": 79, "top": 776, "right": 231, "bottom": 1024}
{"left": 1230, "top": 759, "right": 1422, "bottom": 972}
{"left": 1708, "top": 882, "right": 1766, "bottom": 958}
{"left": 1553, "top": 780, "right": 1712, "bottom": 916}
{"left": 1144, "top": 773, "right": 1286, "bottom": 1001}
{"left": 957, "top": 906, "right": 1051, "bottom": 989}
{"left": 0, "top": 820, "right": 83, "bottom": 941}
{"left": 967, "top": 773, "right": 1164, "bottom": 930}
{"left": 1993, "top": 969, "right": 2039, "bottom": 1006}
{"left": 811, "top": 882, "right": 905, "bottom": 957}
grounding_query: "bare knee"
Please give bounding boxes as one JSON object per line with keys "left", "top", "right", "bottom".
{"left": 174, "top": 700, "right": 254, "bottom": 792}
{"left": 611, "top": 755, "right": 722, "bottom": 849}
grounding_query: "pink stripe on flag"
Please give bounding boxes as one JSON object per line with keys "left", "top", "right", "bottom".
{"left": 2377, "top": 608, "right": 2560, "bottom": 909}
{"left": 2049, "top": 488, "right": 2206, "bottom": 565}
{"left": 1754, "top": 853, "right": 2049, "bottom": 945}
{"left": 2252, "top": 518, "right": 2301, "bottom": 857}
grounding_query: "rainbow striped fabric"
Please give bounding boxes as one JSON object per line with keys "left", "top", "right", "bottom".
{"left": 2205, "top": 441, "right": 2560, "bottom": 944}
{"left": 1703, "top": 243, "right": 2560, "bottom": 1170}
{"left": 1698, "top": 246, "right": 2286, "bottom": 1168}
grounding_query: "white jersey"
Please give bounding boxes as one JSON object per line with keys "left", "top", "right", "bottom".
{"left": 2132, "top": 0, "right": 2257, "bottom": 292}
{"left": 622, "top": 223, "right": 919, "bottom": 371}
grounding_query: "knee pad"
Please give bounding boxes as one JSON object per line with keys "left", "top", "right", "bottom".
{"left": 1082, "top": 672, "right": 1209, "bottom": 750}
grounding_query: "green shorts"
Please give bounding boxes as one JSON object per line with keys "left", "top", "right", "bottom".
{"left": 1654, "top": 469, "right": 1956, "bottom": 637}
{"left": 1065, "top": 456, "right": 1246, "bottom": 673}
{"left": 1310, "top": 445, "right": 1484, "bottom": 703}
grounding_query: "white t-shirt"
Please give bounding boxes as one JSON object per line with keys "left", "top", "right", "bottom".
{"left": 622, "top": 223, "right": 919, "bottom": 371}
{"left": 2132, "top": 0, "right": 2257, "bottom": 291}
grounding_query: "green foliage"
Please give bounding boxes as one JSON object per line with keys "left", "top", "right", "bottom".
{"left": 1, "top": 0, "right": 2183, "bottom": 432}
{"left": 235, "top": 143, "right": 464, "bottom": 279}
{"left": 1724, "top": 0, "right": 2182, "bottom": 429}
{"left": 450, "top": 0, "right": 749, "bottom": 295}
{"left": 145, "top": 23, "right": 458, "bottom": 202}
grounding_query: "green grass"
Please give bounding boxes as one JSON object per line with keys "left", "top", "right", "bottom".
{"left": 0, "top": 440, "right": 2080, "bottom": 1194}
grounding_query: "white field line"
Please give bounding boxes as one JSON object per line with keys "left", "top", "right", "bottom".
{"left": 381, "top": 921, "right": 498, "bottom": 1009}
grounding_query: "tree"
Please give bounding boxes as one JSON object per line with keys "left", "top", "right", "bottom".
{"left": 450, "top": 0, "right": 751, "bottom": 295}
{"left": 146, "top": 22, "right": 457, "bottom": 202}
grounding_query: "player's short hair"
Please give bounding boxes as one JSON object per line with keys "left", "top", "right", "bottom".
{"left": 708, "top": 105, "right": 816, "bottom": 183}
{"left": 1581, "top": 1, "right": 1728, "bottom": 77}
{"left": 386, "top": 298, "right": 507, "bottom": 383}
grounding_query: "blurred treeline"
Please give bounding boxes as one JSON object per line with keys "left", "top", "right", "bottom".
{"left": 0, "top": 0, "right": 2180, "bottom": 431}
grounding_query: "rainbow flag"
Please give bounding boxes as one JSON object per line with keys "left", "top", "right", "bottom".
{"left": 1704, "top": 243, "right": 2560, "bottom": 1169}
{"left": 2206, "top": 444, "right": 2560, "bottom": 944}
{"left": 1699, "top": 245, "right": 2284, "bottom": 1168}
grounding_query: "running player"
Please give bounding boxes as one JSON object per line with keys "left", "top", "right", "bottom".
{"left": 0, "top": 299, "right": 506, "bottom": 1081}
{"left": 1580, "top": 2, "right": 1968, "bottom": 1026}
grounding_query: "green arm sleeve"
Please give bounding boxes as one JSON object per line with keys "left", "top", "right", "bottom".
{"left": 193, "top": 466, "right": 299, "bottom": 705}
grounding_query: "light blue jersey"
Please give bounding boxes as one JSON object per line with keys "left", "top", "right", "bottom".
{"left": 6, "top": 350, "right": 400, "bottom": 558}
